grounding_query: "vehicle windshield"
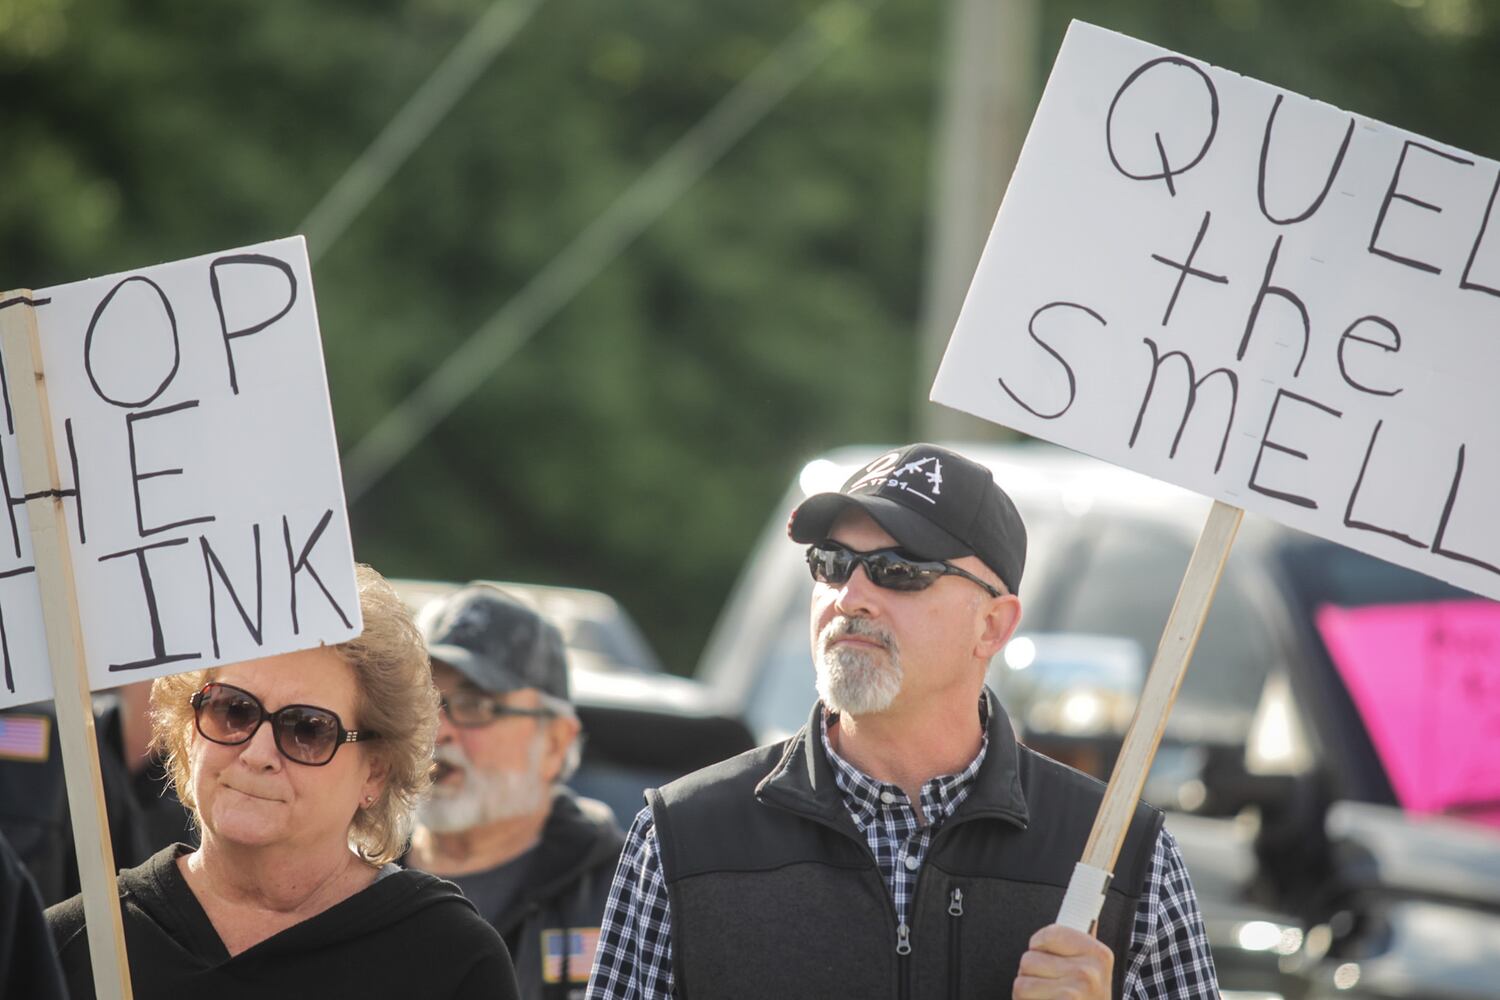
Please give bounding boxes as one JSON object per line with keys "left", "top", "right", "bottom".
{"left": 1022, "top": 515, "right": 1273, "bottom": 746}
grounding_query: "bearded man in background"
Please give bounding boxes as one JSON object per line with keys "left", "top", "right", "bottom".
{"left": 406, "top": 585, "right": 623, "bottom": 1000}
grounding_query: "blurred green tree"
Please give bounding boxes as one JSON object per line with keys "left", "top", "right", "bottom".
{"left": 2, "top": 0, "right": 1498, "bottom": 672}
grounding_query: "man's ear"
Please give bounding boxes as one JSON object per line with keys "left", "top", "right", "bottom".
{"left": 541, "top": 713, "right": 582, "bottom": 782}
{"left": 975, "top": 596, "right": 1022, "bottom": 662}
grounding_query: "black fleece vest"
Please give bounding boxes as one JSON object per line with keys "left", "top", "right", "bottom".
{"left": 648, "top": 698, "right": 1163, "bottom": 1000}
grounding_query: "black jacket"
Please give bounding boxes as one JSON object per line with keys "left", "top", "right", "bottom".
{"left": 408, "top": 789, "right": 624, "bottom": 1000}
{"left": 648, "top": 692, "right": 1163, "bottom": 1000}
{"left": 0, "top": 701, "right": 151, "bottom": 907}
{"left": 47, "top": 843, "right": 519, "bottom": 1000}
{"left": 1, "top": 830, "right": 68, "bottom": 1000}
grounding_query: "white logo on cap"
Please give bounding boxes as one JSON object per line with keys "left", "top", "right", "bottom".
{"left": 445, "top": 601, "right": 492, "bottom": 640}
{"left": 849, "top": 452, "right": 943, "bottom": 505}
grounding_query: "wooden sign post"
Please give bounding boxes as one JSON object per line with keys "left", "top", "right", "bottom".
{"left": 0, "top": 292, "right": 132, "bottom": 999}
{"left": 1056, "top": 500, "right": 1241, "bottom": 931}
{"left": 932, "top": 21, "right": 1500, "bottom": 933}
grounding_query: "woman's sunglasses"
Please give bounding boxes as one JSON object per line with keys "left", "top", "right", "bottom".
{"left": 190, "top": 681, "right": 379, "bottom": 766}
{"left": 805, "top": 541, "right": 1003, "bottom": 599}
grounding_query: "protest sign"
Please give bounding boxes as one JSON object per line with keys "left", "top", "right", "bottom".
{"left": 2, "top": 235, "right": 359, "bottom": 997}
{"left": 1317, "top": 601, "right": 1500, "bottom": 820}
{"left": 932, "top": 21, "right": 1500, "bottom": 605}
{"left": 0, "top": 235, "right": 361, "bottom": 708}
{"left": 933, "top": 20, "right": 1500, "bottom": 933}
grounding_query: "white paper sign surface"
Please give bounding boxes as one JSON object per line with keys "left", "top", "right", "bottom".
{"left": 932, "top": 22, "right": 1500, "bottom": 602}
{"left": 0, "top": 236, "right": 361, "bottom": 708}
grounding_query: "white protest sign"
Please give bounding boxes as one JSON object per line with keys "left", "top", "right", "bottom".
{"left": 933, "top": 21, "right": 1500, "bottom": 603}
{"left": 0, "top": 236, "right": 361, "bottom": 708}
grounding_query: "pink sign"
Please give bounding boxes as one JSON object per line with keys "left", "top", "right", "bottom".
{"left": 1316, "top": 602, "right": 1500, "bottom": 826}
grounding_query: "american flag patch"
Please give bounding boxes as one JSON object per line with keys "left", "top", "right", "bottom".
{"left": 540, "top": 926, "right": 600, "bottom": 984}
{"left": 0, "top": 714, "right": 50, "bottom": 762}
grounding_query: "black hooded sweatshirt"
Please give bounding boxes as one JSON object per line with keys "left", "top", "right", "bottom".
{"left": 47, "top": 844, "right": 519, "bottom": 1000}
{"left": 405, "top": 789, "right": 625, "bottom": 1000}
{"left": 1, "top": 831, "right": 67, "bottom": 1000}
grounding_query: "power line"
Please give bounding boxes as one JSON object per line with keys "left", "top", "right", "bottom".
{"left": 300, "top": 0, "right": 548, "bottom": 264}
{"left": 342, "top": 0, "right": 885, "bottom": 502}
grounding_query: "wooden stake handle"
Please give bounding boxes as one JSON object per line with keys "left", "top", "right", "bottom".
{"left": 1056, "top": 499, "right": 1244, "bottom": 931}
{"left": 0, "top": 291, "right": 134, "bottom": 999}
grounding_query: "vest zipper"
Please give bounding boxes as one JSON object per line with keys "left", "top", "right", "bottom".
{"left": 896, "top": 922, "right": 912, "bottom": 1000}
{"left": 947, "top": 888, "right": 964, "bottom": 1000}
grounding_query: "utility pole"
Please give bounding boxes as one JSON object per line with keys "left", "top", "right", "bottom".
{"left": 914, "top": 0, "right": 1038, "bottom": 441}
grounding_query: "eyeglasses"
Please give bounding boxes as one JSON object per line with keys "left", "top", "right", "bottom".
{"left": 190, "top": 682, "right": 379, "bottom": 766}
{"left": 440, "top": 689, "right": 554, "bottom": 729}
{"left": 806, "top": 541, "right": 1004, "bottom": 599}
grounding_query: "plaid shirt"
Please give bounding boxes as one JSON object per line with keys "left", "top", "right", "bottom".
{"left": 823, "top": 710, "right": 986, "bottom": 941}
{"left": 586, "top": 708, "right": 1218, "bottom": 999}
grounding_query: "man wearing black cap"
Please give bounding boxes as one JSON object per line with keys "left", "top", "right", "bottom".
{"left": 587, "top": 445, "right": 1217, "bottom": 1000}
{"left": 406, "top": 584, "right": 624, "bottom": 1000}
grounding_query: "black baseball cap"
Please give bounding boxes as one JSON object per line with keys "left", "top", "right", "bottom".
{"left": 787, "top": 443, "right": 1028, "bottom": 594}
{"left": 421, "top": 584, "right": 570, "bottom": 701}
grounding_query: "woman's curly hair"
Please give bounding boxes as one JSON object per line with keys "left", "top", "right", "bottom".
{"left": 150, "top": 564, "right": 439, "bottom": 865}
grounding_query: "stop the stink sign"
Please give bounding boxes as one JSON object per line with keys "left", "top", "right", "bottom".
{"left": 0, "top": 236, "right": 360, "bottom": 709}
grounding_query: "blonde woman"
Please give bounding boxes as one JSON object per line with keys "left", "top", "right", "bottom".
{"left": 48, "top": 566, "right": 518, "bottom": 1000}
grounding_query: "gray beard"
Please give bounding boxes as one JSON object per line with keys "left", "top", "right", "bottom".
{"left": 417, "top": 735, "right": 548, "bottom": 833}
{"left": 814, "top": 617, "right": 903, "bottom": 716}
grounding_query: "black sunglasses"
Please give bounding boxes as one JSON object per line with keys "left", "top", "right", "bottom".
{"left": 190, "top": 682, "right": 379, "bottom": 766}
{"left": 440, "top": 690, "right": 555, "bottom": 729}
{"left": 806, "top": 541, "right": 1004, "bottom": 599}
